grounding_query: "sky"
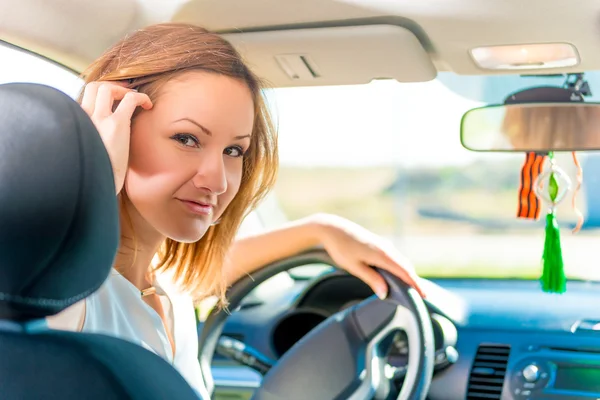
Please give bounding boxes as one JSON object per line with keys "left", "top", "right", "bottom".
{"left": 0, "top": 44, "right": 487, "bottom": 168}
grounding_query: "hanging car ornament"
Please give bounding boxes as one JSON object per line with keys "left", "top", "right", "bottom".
{"left": 506, "top": 76, "right": 589, "bottom": 293}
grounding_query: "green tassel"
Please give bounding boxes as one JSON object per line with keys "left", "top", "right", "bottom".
{"left": 541, "top": 210, "right": 566, "bottom": 293}
{"left": 537, "top": 154, "right": 567, "bottom": 293}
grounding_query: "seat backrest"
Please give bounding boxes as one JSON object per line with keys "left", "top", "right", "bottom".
{"left": 0, "top": 82, "right": 200, "bottom": 400}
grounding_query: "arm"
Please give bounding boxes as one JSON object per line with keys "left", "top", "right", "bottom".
{"left": 224, "top": 215, "right": 323, "bottom": 284}
{"left": 224, "top": 213, "right": 425, "bottom": 298}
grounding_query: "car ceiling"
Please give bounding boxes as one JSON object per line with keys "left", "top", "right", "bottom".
{"left": 1, "top": 0, "right": 600, "bottom": 88}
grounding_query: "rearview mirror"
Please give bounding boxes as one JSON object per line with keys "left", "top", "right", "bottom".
{"left": 460, "top": 103, "right": 600, "bottom": 152}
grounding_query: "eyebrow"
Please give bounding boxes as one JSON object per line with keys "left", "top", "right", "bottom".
{"left": 174, "top": 117, "right": 251, "bottom": 140}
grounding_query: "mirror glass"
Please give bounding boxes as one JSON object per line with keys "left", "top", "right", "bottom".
{"left": 461, "top": 103, "right": 600, "bottom": 152}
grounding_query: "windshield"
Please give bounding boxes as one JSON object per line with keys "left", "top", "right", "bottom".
{"left": 269, "top": 72, "right": 600, "bottom": 281}
{"left": 4, "top": 41, "right": 600, "bottom": 282}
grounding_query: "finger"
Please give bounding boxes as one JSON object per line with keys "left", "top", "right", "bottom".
{"left": 348, "top": 261, "right": 388, "bottom": 300}
{"left": 94, "top": 83, "right": 138, "bottom": 119}
{"left": 109, "top": 82, "right": 133, "bottom": 110}
{"left": 113, "top": 91, "right": 153, "bottom": 121}
{"left": 371, "top": 250, "right": 426, "bottom": 298}
{"left": 80, "top": 82, "right": 100, "bottom": 116}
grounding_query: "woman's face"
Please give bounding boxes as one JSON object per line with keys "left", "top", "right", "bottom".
{"left": 124, "top": 71, "right": 254, "bottom": 243}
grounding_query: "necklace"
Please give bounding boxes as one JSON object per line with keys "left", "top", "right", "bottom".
{"left": 141, "top": 286, "right": 157, "bottom": 297}
{"left": 140, "top": 270, "right": 158, "bottom": 297}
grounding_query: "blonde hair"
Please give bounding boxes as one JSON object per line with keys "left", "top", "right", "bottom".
{"left": 78, "top": 23, "right": 278, "bottom": 305}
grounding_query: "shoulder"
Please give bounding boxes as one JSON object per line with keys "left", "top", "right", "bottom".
{"left": 46, "top": 299, "right": 86, "bottom": 331}
{"left": 157, "top": 271, "right": 197, "bottom": 338}
{"left": 156, "top": 271, "right": 208, "bottom": 395}
{"left": 45, "top": 272, "right": 124, "bottom": 332}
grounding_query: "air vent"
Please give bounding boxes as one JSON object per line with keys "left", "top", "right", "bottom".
{"left": 466, "top": 345, "right": 510, "bottom": 399}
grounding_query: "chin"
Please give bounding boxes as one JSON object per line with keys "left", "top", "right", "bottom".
{"left": 163, "top": 223, "right": 211, "bottom": 243}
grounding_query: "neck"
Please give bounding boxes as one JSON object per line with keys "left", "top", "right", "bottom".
{"left": 115, "top": 195, "right": 165, "bottom": 291}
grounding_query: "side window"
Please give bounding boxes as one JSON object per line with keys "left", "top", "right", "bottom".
{"left": 0, "top": 42, "right": 83, "bottom": 98}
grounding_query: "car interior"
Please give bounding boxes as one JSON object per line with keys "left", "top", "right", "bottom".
{"left": 4, "top": 1, "right": 600, "bottom": 399}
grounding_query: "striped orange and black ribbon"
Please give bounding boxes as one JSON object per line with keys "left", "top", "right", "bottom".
{"left": 517, "top": 152, "right": 547, "bottom": 220}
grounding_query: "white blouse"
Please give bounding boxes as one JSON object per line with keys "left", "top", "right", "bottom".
{"left": 81, "top": 269, "right": 209, "bottom": 399}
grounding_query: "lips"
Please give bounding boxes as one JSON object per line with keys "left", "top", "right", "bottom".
{"left": 177, "top": 199, "right": 214, "bottom": 217}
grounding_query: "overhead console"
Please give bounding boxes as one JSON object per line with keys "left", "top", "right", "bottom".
{"left": 222, "top": 24, "right": 437, "bottom": 87}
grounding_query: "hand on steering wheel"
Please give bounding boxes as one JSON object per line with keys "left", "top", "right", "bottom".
{"left": 199, "top": 250, "right": 435, "bottom": 400}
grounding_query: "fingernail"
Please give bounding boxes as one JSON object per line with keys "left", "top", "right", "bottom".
{"left": 376, "top": 287, "right": 388, "bottom": 300}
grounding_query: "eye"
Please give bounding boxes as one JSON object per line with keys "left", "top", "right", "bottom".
{"left": 224, "top": 145, "right": 246, "bottom": 158}
{"left": 171, "top": 133, "right": 200, "bottom": 148}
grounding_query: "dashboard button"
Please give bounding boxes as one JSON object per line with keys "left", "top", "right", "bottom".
{"left": 522, "top": 364, "right": 540, "bottom": 382}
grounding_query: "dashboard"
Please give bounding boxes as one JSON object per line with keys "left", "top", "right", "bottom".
{"left": 207, "top": 270, "right": 600, "bottom": 399}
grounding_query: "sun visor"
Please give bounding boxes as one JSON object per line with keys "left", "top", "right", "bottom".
{"left": 222, "top": 25, "right": 436, "bottom": 87}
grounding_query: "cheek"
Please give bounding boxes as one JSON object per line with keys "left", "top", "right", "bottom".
{"left": 128, "top": 120, "right": 166, "bottom": 175}
{"left": 128, "top": 116, "right": 195, "bottom": 179}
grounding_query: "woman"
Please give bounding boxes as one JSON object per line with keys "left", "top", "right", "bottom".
{"left": 47, "top": 22, "right": 422, "bottom": 397}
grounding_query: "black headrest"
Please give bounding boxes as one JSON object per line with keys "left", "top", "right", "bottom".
{"left": 504, "top": 86, "right": 584, "bottom": 104}
{"left": 0, "top": 83, "right": 119, "bottom": 321}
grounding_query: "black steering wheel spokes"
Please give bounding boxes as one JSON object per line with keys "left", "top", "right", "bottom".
{"left": 199, "top": 250, "right": 435, "bottom": 400}
{"left": 253, "top": 269, "right": 434, "bottom": 400}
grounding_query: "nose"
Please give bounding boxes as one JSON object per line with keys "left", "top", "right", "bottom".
{"left": 191, "top": 150, "right": 228, "bottom": 195}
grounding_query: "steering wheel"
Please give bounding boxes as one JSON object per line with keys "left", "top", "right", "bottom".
{"left": 199, "top": 249, "right": 435, "bottom": 400}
